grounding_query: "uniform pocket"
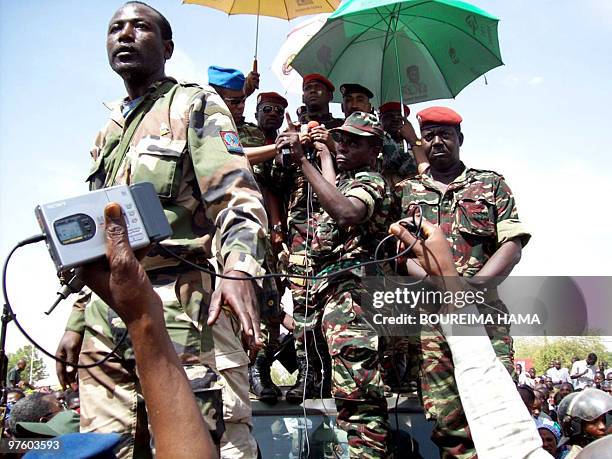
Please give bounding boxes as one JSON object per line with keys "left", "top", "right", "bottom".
{"left": 131, "top": 136, "right": 186, "bottom": 200}
{"left": 456, "top": 198, "right": 496, "bottom": 237}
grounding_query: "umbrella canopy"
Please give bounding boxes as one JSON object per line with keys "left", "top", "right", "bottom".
{"left": 290, "top": 0, "right": 503, "bottom": 106}
{"left": 272, "top": 13, "right": 331, "bottom": 94}
{"left": 183, "top": 0, "right": 340, "bottom": 20}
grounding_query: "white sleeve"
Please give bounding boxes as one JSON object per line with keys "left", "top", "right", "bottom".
{"left": 440, "top": 307, "right": 554, "bottom": 459}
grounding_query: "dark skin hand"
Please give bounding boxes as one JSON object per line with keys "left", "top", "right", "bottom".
{"left": 276, "top": 114, "right": 367, "bottom": 228}
{"left": 390, "top": 219, "right": 470, "bottom": 311}
{"left": 106, "top": 4, "right": 174, "bottom": 100}
{"left": 81, "top": 203, "right": 216, "bottom": 459}
{"left": 55, "top": 330, "right": 83, "bottom": 390}
{"left": 208, "top": 270, "right": 262, "bottom": 349}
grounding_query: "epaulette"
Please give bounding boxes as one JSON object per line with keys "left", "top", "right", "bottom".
{"left": 468, "top": 168, "right": 505, "bottom": 180}
{"left": 176, "top": 80, "right": 202, "bottom": 89}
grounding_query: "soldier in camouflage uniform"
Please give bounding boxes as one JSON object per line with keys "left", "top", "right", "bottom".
{"left": 277, "top": 112, "right": 392, "bottom": 458}
{"left": 394, "top": 106, "right": 531, "bottom": 458}
{"left": 55, "top": 4, "right": 267, "bottom": 458}
{"left": 379, "top": 102, "right": 417, "bottom": 187}
{"left": 274, "top": 74, "right": 343, "bottom": 403}
{"left": 233, "top": 89, "right": 291, "bottom": 404}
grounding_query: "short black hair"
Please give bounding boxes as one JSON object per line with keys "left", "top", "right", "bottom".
{"left": 517, "top": 385, "right": 535, "bottom": 408}
{"left": 123, "top": 1, "right": 172, "bottom": 40}
{"left": 7, "top": 393, "right": 58, "bottom": 436}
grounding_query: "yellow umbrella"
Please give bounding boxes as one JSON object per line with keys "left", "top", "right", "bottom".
{"left": 183, "top": 0, "right": 340, "bottom": 60}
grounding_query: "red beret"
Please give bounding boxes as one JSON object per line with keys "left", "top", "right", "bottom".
{"left": 257, "top": 92, "right": 288, "bottom": 108}
{"left": 302, "top": 73, "right": 335, "bottom": 93}
{"left": 379, "top": 102, "right": 410, "bottom": 116}
{"left": 417, "top": 106, "right": 462, "bottom": 127}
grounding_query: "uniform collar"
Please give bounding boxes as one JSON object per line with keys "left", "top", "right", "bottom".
{"left": 419, "top": 162, "right": 475, "bottom": 191}
{"left": 338, "top": 164, "right": 372, "bottom": 179}
{"left": 104, "top": 77, "right": 178, "bottom": 128}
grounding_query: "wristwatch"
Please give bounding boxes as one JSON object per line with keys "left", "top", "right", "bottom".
{"left": 271, "top": 224, "right": 283, "bottom": 233}
{"left": 412, "top": 139, "right": 423, "bottom": 147}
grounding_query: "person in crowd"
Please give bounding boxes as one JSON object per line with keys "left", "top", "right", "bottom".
{"left": 519, "top": 385, "right": 537, "bottom": 417}
{"left": 524, "top": 367, "right": 538, "bottom": 388}
{"left": 393, "top": 106, "right": 531, "bottom": 458}
{"left": 6, "top": 359, "right": 27, "bottom": 388}
{"left": 571, "top": 353, "right": 598, "bottom": 390}
{"left": 593, "top": 372, "right": 605, "bottom": 390}
{"left": 535, "top": 417, "right": 562, "bottom": 458}
{"left": 277, "top": 111, "right": 392, "bottom": 456}
{"left": 298, "top": 73, "right": 344, "bottom": 129}
{"left": 54, "top": 2, "right": 268, "bottom": 457}
{"left": 378, "top": 101, "right": 418, "bottom": 186}
{"left": 556, "top": 388, "right": 611, "bottom": 458}
{"left": 7, "top": 392, "right": 64, "bottom": 438}
{"left": 276, "top": 74, "right": 341, "bottom": 403}
{"left": 340, "top": 83, "right": 373, "bottom": 118}
{"left": 534, "top": 390, "right": 552, "bottom": 420}
{"left": 547, "top": 360, "right": 571, "bottom": 387}
{"left": 243, "top": 91, "right": 295, "bottom": 405}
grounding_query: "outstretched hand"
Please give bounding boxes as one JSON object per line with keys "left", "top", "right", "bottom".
{"left": 389, "top": 219, "right": 457, "bottom": 278}
{"left": 80, "top": 203, "right": 161, "bottom": 325}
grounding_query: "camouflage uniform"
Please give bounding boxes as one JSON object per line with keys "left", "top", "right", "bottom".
{"left": 379, "top": 133, "right": 417, "bottom": 187}
{"left": 312, "top": 166, "right": 393, "bottom": 458}
{"left": 288, "top": 112, "right": 344, "bottom": 352}
{"left": 66, "top": 78, "right": 267, "bottom": 458}
{"left": 394, "top": 164, "right": 531, "bottom": 458}
{"left": 236, "top": 120, "right": 284, "bottom": 376}
{"left": 272, "top": 113, "right": 344, "bottom": 387}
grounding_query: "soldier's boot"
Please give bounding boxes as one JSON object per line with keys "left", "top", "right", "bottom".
{"left": 265, "top": 348, "right": 283, "bottom": 398}
{"left": 249, "top": 354, "right": 279, "bottom": 404}
{"left": 285, "top": 355, "right": 319, "bottom": 404}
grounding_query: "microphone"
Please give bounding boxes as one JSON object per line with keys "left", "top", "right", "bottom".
{"left": 46, "top": 272, "right": 85, "bottom": 315}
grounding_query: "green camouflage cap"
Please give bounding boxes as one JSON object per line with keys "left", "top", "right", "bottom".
{"left": 331, "top": 111, "right": 384, "bottom": 138}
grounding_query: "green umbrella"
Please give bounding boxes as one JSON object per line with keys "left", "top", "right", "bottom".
{"left": 291, "top": 0, "right": 503, "bottom": 107}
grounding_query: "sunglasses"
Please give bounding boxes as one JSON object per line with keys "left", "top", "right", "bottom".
{"left": 331, "top": 131, "right": 360, "bottom": 148}
{"left": 224, "top": 96, "right": 245, "bottom": 106}
{"left": 260, "top": 105, "right": 284, "bottom": 114}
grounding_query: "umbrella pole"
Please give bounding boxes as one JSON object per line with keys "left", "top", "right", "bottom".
{"left": 254, "top": 0, "right": 260, "bottom": 60}
{"left": 392, "top": 23, "right": 406, "bottom": 118}
{"left": 392, "top": 21, "right": 409, "bottom": 152}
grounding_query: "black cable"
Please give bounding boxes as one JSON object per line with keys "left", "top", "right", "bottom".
{"left": 3, "top": 205, "right": 426, "bottom": 371}
{"left": 157, "top": 215, "right": 422, "bottom": 283}
{"left": 2, "top": 236, "right": 128, "bottom": 369}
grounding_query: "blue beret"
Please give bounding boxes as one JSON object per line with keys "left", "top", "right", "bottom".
{"left": 24, "top": 432, "right": 121, "bottom": 458}
{"left": 208, "top": 65, "right": 245, "bottom": 91}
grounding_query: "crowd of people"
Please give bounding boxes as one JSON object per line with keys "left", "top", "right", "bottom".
{"left": 513, "top": 356, "right": 612, "bottom": 457}
{"left": 1, "top": 1, "right": 611, "bottom": 458}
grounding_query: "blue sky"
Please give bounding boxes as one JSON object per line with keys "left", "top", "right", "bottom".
{"left": 1, "top": 0, "right": 611, "bottom": 381}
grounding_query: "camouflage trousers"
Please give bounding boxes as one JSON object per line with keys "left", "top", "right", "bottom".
{"left": 319, "top": 279, "right": 389, "bottom": 459}
{"left": 78, "top": 269, "right": 224, "bottom": 459}
{"left": 286, "top": 248, "right": 329, "bottom": 356}
{"left": 416, "top": 300, "right": 515, "bottom": 459}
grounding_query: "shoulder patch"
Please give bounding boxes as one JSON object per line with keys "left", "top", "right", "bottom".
{"left": 220, "top": 131, "right": 244, "bottom": 154}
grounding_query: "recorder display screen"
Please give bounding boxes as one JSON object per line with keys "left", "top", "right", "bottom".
{"left": 54, "top": 214, "right": 95, "bottom": 244}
